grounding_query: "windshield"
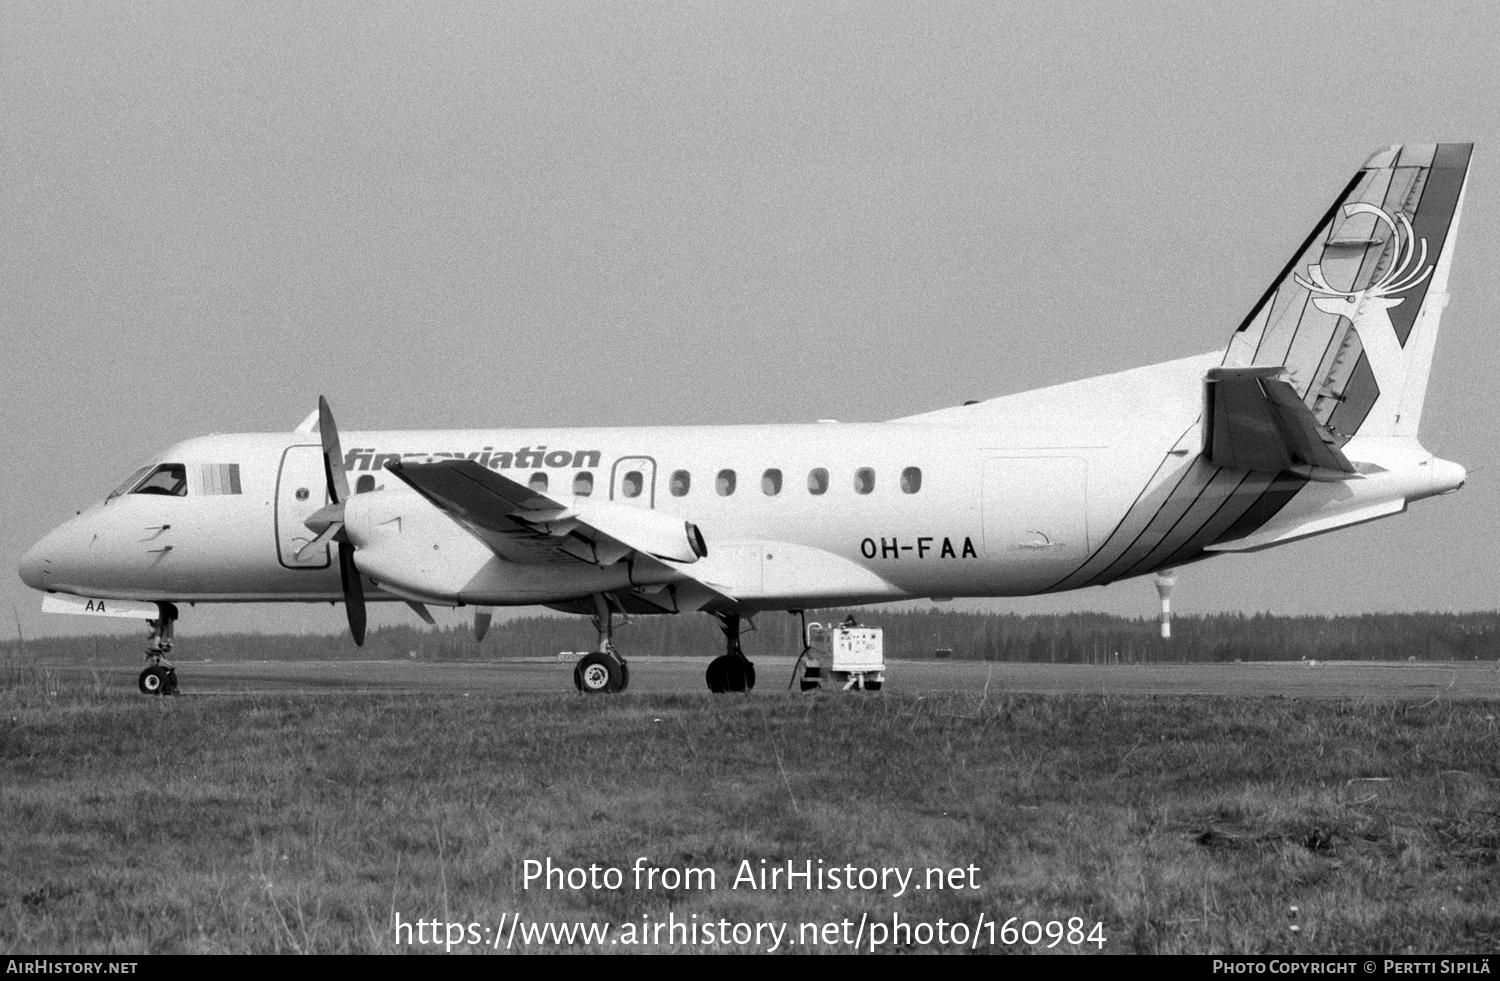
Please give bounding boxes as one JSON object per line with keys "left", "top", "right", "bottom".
{"left": 106, "top": 465, "right": 155, "bottom": 501}
{"left": 130, "top": 464, "right": 188, "bottom": 497}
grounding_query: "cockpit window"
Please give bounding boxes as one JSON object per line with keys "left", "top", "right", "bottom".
{"left": 107, "top": 466, "right": 155, "bottom": 501}
{"left": 130, "top": 464, "right": 188, "bottom": 497}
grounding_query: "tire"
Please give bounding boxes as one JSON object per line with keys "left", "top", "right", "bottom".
{"left": 863, "top": 679, "right": 883, "bottom": 692}
{"left": 576, "top": 652, "right": 622, "bottom": 694}
{"left": 617, "top": 660, "right": 630, "bottom": 692}
{"left": 705, "top": 656, "right": 729, "bottom": 693}
{"left": 799, "top": 678, "right": 820, "bottom": 692}
{"left": 138, "top": 666, "right": 169, "bottom": 695}
{"left": 707, "top": 655, "right": 754, "bottom": 693}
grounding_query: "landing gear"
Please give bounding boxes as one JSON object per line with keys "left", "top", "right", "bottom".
{"left": 138, "top": 664, "right": 176, "bottom": 695}
{"left": 574, "top": 652, "right": 624, "bottom": 693}
{"left": 706, "top": 612, "right": 755, "bottom": 693}
{"left": 573, "top": 594, "right": 629, "bottom": 694}
{"left": 140, "top": 603, "right": 180, "bottom": 696}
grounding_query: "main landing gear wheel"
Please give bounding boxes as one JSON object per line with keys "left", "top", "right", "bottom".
{"left": 705, "top": 654, "right": 756, "bottom": 693}
{"left": 706, "top": 611, "right": 756, "bottom": 693}
{"left": 575, "top": 652, "right": 625, "bottom": 694}
{"left": 138, "top": 665, "right": 177, "bottom": 696}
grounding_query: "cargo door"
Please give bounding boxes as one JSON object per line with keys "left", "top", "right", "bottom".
{"left": 982, "top": 457, "right": 1089, "bottom": 584}
{"left": 275, "top": 445, "right": 332, "bottom": 569}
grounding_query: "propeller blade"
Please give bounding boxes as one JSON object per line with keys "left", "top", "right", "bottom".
{"left": 296, "top": 499, "right": 347, "bottom": 560}
{"left": 339, "top": 541, "right": 366, "bottom": 646}
{"left": 302, "top": 501, "right": 344, "bottom": 536}
{"left": 318, "top": 399, "right": 363, "bottom": 644}
{"left": 474, "top": 607, "right": 494, "bottom": 643}
{"left": 294, "top": 522, "right": 343, "bottom": 561}
{"left": 318, "top": 396, "right": 351, "bottom": 505}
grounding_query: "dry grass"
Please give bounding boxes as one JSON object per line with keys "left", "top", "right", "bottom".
{"left": 2, "top": 673, "right": 1498, "bottom": 953}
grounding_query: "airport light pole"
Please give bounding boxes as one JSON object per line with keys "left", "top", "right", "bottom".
{"left": 1155, "top": 570, "right": 1176, "bottom": 640}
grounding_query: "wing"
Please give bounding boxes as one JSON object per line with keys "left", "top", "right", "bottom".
{"left": 384, "top": 459, "right": 709, "bottom": 568}
{"left": 1202, "top": 366, "right": 1356, "bottom": 479}
{"left": 383, "top": 460, "right": 900, "bottom": 613}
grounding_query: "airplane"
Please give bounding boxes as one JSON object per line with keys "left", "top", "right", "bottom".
{"left": 18, "top": 143, "right": 1473, "bottom": 696}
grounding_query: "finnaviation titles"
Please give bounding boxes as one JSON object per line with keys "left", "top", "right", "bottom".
{"left": 342, "top": 447, "right": 602, "bottom": 472}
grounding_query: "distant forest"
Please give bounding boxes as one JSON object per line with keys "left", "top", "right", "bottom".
{"left": 8, "top": 609, "right": 1500, "bottom": 665}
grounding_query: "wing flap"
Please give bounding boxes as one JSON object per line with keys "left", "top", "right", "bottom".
{"left": 1203, "top": 367, "right": 1355, "bottom": 476}
{"left": 385, "top": 459, "right": 708, "bottom": 567}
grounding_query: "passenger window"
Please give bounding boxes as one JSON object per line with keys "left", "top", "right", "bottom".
{"left": 807, "top": 468, "right": 828, "bottom": 495}
{"left": 622, "top": 471, "right": 643, "bottom": 498}
{"left": 356, "top": 474, "right": 376, "bottom": 494}
{"left": 573, "top": 472, "right": 594, "bottom": 497}
{"left": 716, "top": 469, "right": 736, "bottom": 496}
{"left": 131, "top": 464, "right": 188, "bottom": 497}
{"left": 854, "top": 468, "right": 875, "bottom": 495}
{"left": 762, "top": 469, "right": 782, "bottom": 496}
{"left": 529, "top": 473, "right": 549, "bottom": 493}
{"left": 901, "top": 467, "right": 922, "bottom": 494}
{"left": 670, "top": 470, "right": 691, "bottom": 496}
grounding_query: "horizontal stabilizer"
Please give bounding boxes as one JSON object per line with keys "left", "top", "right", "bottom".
{"left": 1203, "top": 367, "right": 1355, "bottom": 476}
{"left": 1205, "top": 498, "right": 1405, "bottom": 553}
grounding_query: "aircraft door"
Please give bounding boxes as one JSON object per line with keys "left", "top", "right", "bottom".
{"left": 983, "top": 457, "right": 1089, "bottom": 584}
{"left": 610, "top": 456, "right": 657, "bottom": 506}
{"left": 275, "top": 445, "right": 332, "bottom": 569}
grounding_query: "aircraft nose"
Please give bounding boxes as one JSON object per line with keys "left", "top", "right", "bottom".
{"left": 18, "top": 535, "right": 53, "bottom": 590}
{"left": 17, "top": 516, "right": 83, "bottom": 592}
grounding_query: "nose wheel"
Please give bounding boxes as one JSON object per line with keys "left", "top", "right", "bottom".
{"left": 139, "top": 603, "right": 180, "bottom": 696}
{"left": 138, "top": 664, "right": 178, "bottom": 695}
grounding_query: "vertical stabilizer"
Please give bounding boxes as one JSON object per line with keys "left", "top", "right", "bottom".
{"left": 1224, "top": 143, "right": 1471, "bottom": 441}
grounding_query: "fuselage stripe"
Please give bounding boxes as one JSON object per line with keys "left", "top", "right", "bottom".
{"left": 1115, "top": 466, "right": 1245, "bottom": 580}
{"left": 1043, "top": 450, "right": 1198, "bottom": 592}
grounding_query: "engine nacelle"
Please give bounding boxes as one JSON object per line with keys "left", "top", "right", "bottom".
{"left": 570, "top": 499, "right": 708, "bottom": 564}
{"left": 343, "top": 491, "right": 495, "bottom": 602}
{"left": 341, "top": 489, "right": 653, "bottom": 604}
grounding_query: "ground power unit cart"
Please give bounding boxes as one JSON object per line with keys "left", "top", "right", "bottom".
{"left": 796, "top": 621, "right": 885, "bottom": 691}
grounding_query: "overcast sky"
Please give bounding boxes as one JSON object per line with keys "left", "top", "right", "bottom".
{"left": 4, "top": 1, "right": 1498, "bottom": 643}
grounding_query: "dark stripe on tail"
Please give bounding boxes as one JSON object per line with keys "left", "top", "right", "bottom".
{"left": 1387, "top": 144, "right": 1471, "bottom": 346}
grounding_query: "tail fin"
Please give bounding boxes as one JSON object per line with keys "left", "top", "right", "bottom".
{"left": 1224, "top": 143, "right": 1472, "bottom": 441}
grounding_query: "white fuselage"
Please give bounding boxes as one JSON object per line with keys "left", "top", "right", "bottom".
{"left": 17, "top": 352, "right": 1464, "bottom": 616}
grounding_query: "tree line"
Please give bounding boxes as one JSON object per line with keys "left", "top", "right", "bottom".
{"left": 8, "top": 609, "right": 1500, "bottom": 665}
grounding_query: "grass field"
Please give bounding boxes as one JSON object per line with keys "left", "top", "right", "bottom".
{"left": 3, "top": 660, "right": 1499, "bottom": 954}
